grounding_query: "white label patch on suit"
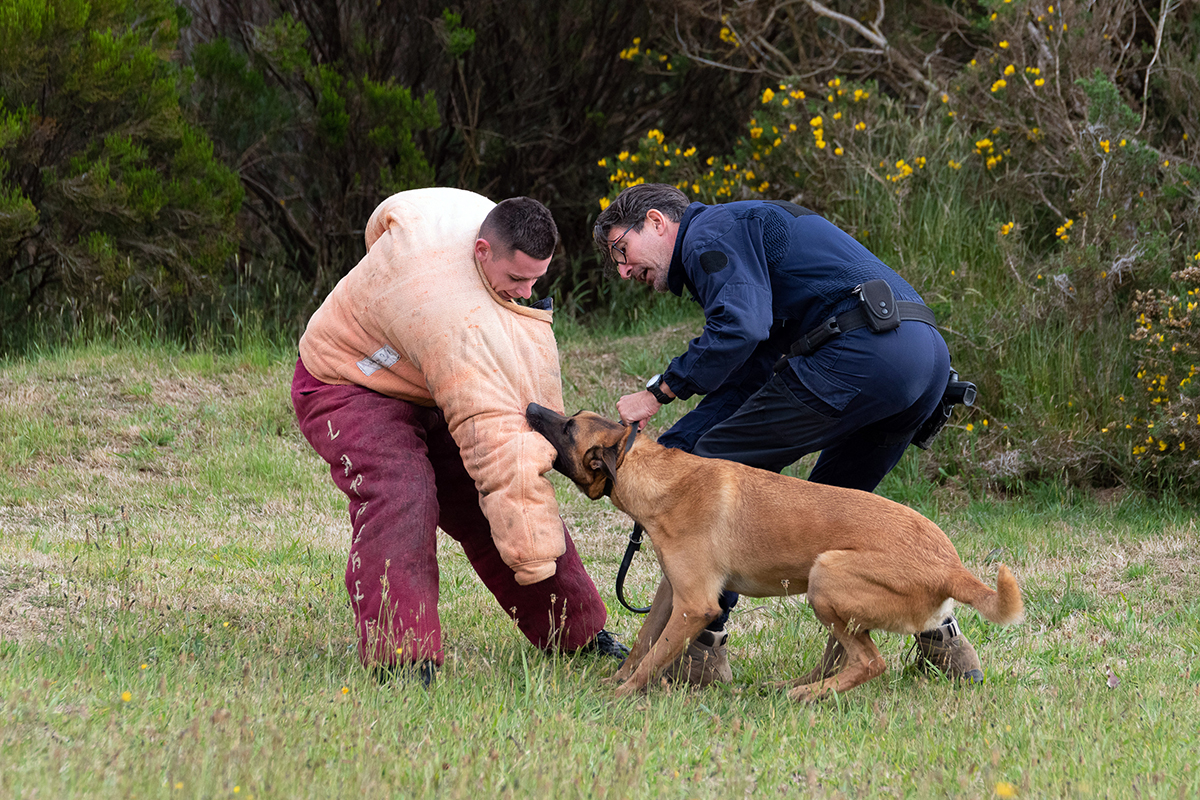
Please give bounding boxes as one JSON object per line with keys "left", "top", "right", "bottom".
{"left": 356, "top": 345, "right": 400, "bottom": 376}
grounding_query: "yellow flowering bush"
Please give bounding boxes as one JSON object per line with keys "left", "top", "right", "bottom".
{"left": 1120, "top": 268, "right": 1200, "bottom": 481}
{"left": 596, "top": 0, "right": 1200, "bottom": 490}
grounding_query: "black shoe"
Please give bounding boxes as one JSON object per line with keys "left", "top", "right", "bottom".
{"left": 580, "top": 629, "right": 629, "bottom": 660}
{"left": 375, "top": 659, "right": 437, "bottom": 687}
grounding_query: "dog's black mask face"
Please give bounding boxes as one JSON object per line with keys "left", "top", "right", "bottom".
{"left": 525, "top": 404, "right": 630, "bottom": 500}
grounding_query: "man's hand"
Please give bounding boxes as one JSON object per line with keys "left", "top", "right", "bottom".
{"left": 617, "top": 390, "right": 662, "bottom": 429}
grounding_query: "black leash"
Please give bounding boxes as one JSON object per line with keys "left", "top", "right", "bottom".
{"left": 615, "top": 522, "right": 651, "bottom": 614}
{"left": 606, "top": 422, "right": 652, "bottom": 614}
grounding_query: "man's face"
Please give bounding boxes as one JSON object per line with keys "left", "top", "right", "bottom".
{"left": 476, "top": 240, "right": 551, "bottom": 301}
{"left": 607, "top": 211, "right": 673, "bottom": 294}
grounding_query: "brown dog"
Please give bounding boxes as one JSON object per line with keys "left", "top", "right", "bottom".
{"left": 526, "top": 404, "right": 1023, "bottom": 701}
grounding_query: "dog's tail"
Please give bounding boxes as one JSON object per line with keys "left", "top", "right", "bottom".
{"left": 952, "top": 564, "right": 1024, "bottom": 626}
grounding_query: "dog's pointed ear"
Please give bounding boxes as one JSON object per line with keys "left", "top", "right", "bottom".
{"left": 589, "top": 444, "right": 621, "bottom": 484}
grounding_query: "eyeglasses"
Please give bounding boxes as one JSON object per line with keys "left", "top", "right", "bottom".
{"left": 608, "top": 225, "right": 633, "bottom": 266}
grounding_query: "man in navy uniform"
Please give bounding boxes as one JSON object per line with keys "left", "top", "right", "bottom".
{"left": 595, "top": 183, "right": 982, "bottom": 686}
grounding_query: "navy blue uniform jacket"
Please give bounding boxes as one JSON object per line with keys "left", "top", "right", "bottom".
{"left": 661, "top": 201, "right": 930, "bottom": 411}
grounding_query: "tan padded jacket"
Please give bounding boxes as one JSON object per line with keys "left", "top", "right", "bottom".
{"left": 299, "top": 188, "right": 567, "bottom": 585}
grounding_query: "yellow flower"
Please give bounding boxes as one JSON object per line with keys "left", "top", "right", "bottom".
{"left": 995, "top": 781, "right": 1017, "bottom": 797}
{"left": 810, "top": 116, "right": 823, "bottom": 127}
{"left": 1004, "top": 64, "right": 1015, "bottom": 76}
{"left": 948, "top": 159, "right": 962, "bottom": 170}
{"left": 855, "top": 122, "right": 866, "bottom": 131}
{"left": 684, "top": 146, "right": 697, "bottom": 157}
{"left": 991, "top": 79, "right": 1007, "bottom": 92}
{"left": 1120, "top": 138, "right": 1127, "bottom": 146}
{"left": 940, "top": 93, "right": 950, "bottom": 103}
{"left": 833, "top": 111, "right": 842, "bottom": 120}
{"left": 1034, "top": 78, "right": 1045, "bottom": 87}
{"left": 1100, "top": 140, "right": 1110, "bottom": 153}
{"left": 122, "top": 691, "right": 132, "bottom": 702}
{"left": 834, "top": 147, "right": 844, "bottom": 156}
{"left": 598, "top": 197, "right": 610, "bottom": 211}
{"left": 617, "top": 151, "right": 629, "bottom": 161}
{"left": 1000, "top": 221, "right": 1014, "bottom": 235}
{"left": 341, "top": 686, "right": 350, "bottom": 695}
{"left": 999, "top": 40, "right": 1009, "bottom": 49}
{"left": 762, "top": 87, "right": 775, "bottom": 103}
{"left": 966, "top": 423, "right": 974, "bottom": 432}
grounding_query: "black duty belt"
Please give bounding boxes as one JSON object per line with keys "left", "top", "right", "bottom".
{"left": 774, "top": 280, "right": 937, "bottom": 371}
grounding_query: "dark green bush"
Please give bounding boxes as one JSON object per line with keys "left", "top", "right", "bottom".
{"left": 0, "top": 0, "right": 242, "bottom": 347}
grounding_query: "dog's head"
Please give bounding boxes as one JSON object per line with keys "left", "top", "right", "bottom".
{"left": 525, "top": 403, "right": 635, "bottom": 500}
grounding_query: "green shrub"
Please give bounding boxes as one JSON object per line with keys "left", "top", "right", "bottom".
{"left": 0, "top": 0, "right": 243, "bottom": 348}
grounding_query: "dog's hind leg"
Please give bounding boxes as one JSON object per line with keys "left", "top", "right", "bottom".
{"left": 787, "top": 552, "right": 887, "bottom": 701}
{"left": 773, "top": 632, "right": 845, "bottom": 689}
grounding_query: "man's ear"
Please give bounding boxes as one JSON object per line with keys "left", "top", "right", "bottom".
{"left": 474, "top": 238, "right": 490, "bottom": 263}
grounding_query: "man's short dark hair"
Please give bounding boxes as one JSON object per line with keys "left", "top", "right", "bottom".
{"left": 479, "top": 197, "right": 559, "bottom": 260}
{"left": 593, "top": 184, "right": 690, "bottom": 264}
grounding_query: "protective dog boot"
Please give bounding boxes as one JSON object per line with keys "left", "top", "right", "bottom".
{"left": 912, "top": 616, "right": 984, "bottom": 683}
{"left": 662, "top": 629, "right": 732, "bottom": 686}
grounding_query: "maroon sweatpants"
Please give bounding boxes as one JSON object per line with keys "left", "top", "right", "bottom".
{"left": 291, "top": 359, "right": 606, "bottom": 667}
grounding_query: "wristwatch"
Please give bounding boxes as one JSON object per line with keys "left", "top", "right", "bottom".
{"left": 645, "top": 373, "right": 673, "bottom": 405}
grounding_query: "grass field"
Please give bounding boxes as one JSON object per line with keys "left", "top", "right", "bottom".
{"left": 1, "top": 331, "right": 1198, "bottom": 799}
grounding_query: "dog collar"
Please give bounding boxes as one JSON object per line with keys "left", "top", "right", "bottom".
{"left": 602, "top": 423, "right": 639, "bottom": 498}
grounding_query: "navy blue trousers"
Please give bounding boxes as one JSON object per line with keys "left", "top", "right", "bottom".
{"left": 657, "top": 322, "right": 951, "bottom": 630}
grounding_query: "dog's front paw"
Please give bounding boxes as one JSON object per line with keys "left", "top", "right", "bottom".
{"left": 613, "top": 679, "right": 647, "bottom": 699}
{"left": 786, "top": 683, "right": 829, "bottom": 703}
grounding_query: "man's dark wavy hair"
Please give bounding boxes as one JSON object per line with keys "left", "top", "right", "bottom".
{"left": 592, "top": 184, "right": 690, "bottom": 265}
{"left": 479, "top": 197, "right": 559, "bottom": 260}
